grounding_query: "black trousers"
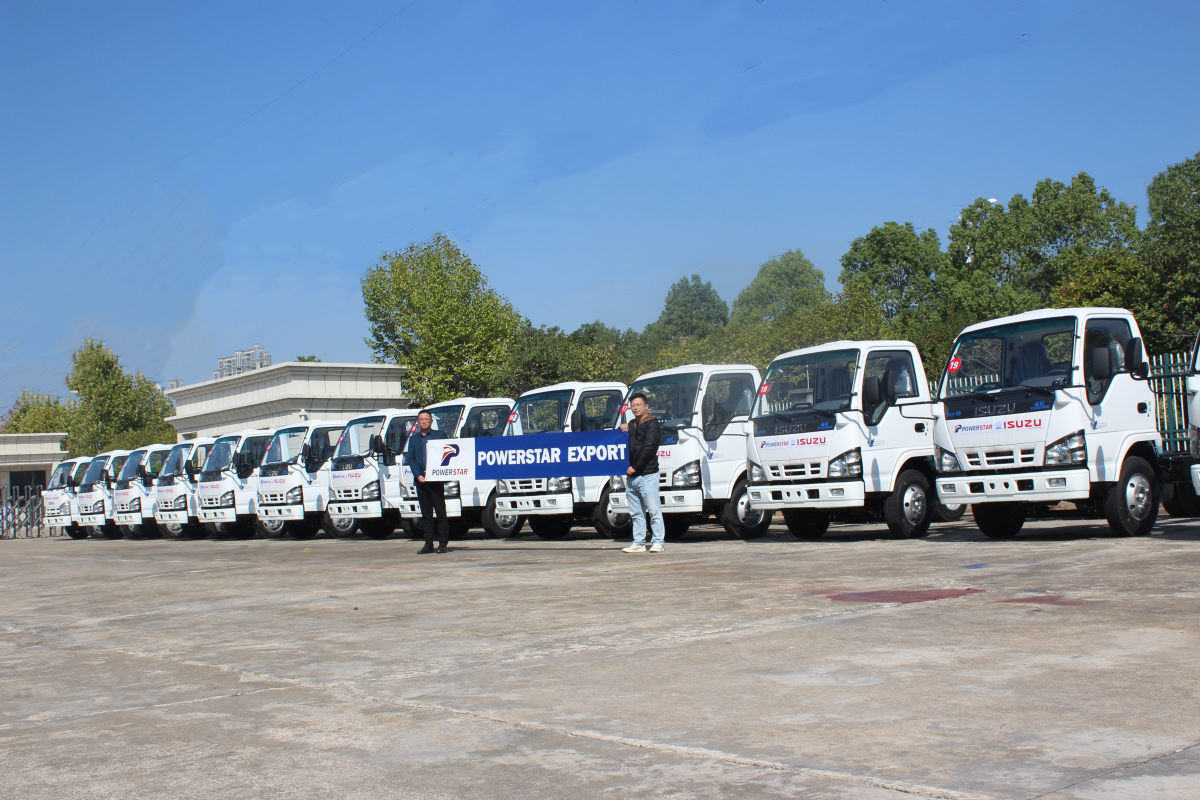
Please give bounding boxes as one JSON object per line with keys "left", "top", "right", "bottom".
{"left": 416, "top": 480, "right": 449, "bottom": 545}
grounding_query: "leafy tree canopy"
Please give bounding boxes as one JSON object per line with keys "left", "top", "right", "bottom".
{"left": 730, "top": 249, "right": 829, "bottom": 327}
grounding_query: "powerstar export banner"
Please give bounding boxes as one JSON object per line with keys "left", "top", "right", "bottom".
{"left": 425, "top": 430, "right": 628, "bottom": 481}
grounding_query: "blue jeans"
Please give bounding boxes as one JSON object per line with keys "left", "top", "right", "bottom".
{"left": 626, "top": 472, "right": 664, "bottom": 545}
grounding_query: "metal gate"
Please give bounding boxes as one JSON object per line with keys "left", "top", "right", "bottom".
{"left": 1, "top": 486, "right": 47, "bottom": 539}
{"left": 1149, "top": 351, "right": 1192, "bottom": 455}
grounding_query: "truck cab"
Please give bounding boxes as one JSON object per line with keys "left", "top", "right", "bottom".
{"left": 256, "top": 420, "right": 349, "bottom": 538}
{"left": 196, "top": 429, "right": 272, "bottom": 537}
{"left": 75, "top": 450, "right": 131, "bottom": 538}
{"left": 747, "top": 340, "right": 937, "bottom": 539}
{"left": 113, "top": 443, "right": 174, "bottom": 537}
{"left": 42, "top": 457, "right": 90, "bottom": 539}
{"left": 154, "top": 437, "right": 215, "bottom": 538}
{"left": 933, "top": 307, "right": 1162, "bottom": 538}
{"left": 400, "top": 397, "right": 519, "bottom": 538}
{"left": 609, "top": 364, "right": 768, "bottom": 540}
{"left": 328, "top": 409, "right": 421, "bottom": 538}
{"left": 493, "top": 381, "right": 628, "bottom": 539}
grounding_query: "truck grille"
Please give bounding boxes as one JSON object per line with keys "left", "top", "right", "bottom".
{"left": 199, "top": 495, "right": 223, "bottom": 508}
{"left": 332, "top": 487, "right": 362, "bottom": 501}
{"left": 260, "top": 491, "right": 288, "bottom": 504}
{"left": 964, "top": 448, "right": 1037, "bottom": 468}
{"left": 767, "top": 461, "right": 824, "bottom": 481}
{"left": 500, "top": 478, "right": 547, "bottom": 493}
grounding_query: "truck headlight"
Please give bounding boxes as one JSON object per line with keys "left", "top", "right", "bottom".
{"left": 92, "top": 501, "right": 105, "bottom": 514}
{"left": 497, "top": 479, "right": 514, "bottom": 494}
{"left": 609, "top": 475, "right": 626, "bottom": 491}
{"left": 128, "top": 497, "right": 141, "bottom": 513}
{"left": 827, "top": 448, "right": 862, "bottom": 478}
{"left": 936, "top": 446, "right": 962, "bottom": 473}
{"left": 444, "top": 481, "right": 460, "bottom": 498}
{"left": 1044, "top": 430, "right": 1086, "bottom": 466}
{"left": 671, "top": 460, "right": 701, "bottom": 487}
{"left": 169, "top": 494, "right": 187, "bottom": 510}
{"left": 547, "top": 477, "right": 571, "bottom": 492}
{"left": 286, "top": 485, "right": 303, "bottom": 504}
{"left": 361, "top": 482, "right": 380, "bottom": 500}
{"left": 218, "top": 490, "right": 235, "bottom": 508}
{"left": 749, "top": 462, "right": 766, "bottom": 483}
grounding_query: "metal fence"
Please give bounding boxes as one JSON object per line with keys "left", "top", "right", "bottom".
{"left": 0, "top": 486, "right": 48, "bottom": 539}
{"left": 1150, "top": 351, "right": 1192, "bottom": 455}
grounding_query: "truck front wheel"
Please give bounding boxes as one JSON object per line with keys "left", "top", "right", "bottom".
{"left": 720, "top": 480, "right": 773, "bottom": 540}
{"left": 783, "top": 509, "right": 828, "bottom": 540}
{"left": 360, "top": 515, "right": 395, "bottom": 539}
{"left": 592, "top": 486, "right": 631, "bottom": 539}
{"left": 973, "top": 502, "right": 1025, "bottom": 539}
{"left": 65, "top": 524, "right": 89, "bottom": 539}
{"left": 884, "top": 470, "right": 933, "bottom": 539}
{"left": 482, "top": 494, "right": 524, "bottom": 538}
{"left": 1104, "top": 456, "right": 1158, "bottom": 536}
{"left": 324, "top": 511, "right": 358, "bottom": 538}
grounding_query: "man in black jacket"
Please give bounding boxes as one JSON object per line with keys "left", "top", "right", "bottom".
{"left": 621, "top": 392, "right": 665, "bottom": 552}
{"left": 406, "top": 410, "right": 450, "bottom": 554}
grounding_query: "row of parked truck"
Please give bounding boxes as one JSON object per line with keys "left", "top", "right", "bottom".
{"left": 41, "top": 306, "right": 1200, "bottom": 542}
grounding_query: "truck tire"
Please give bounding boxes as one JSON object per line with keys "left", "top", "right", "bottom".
{"left": 255, "top": 517, "right": 289, "bottom": 537}
{"left": 181, "top": 523, "right": 208, "bottom": 539}
{"left": 663, "top": 515, "right": 692, "bottom": 541}
{"left": 933, "top": 502, "right": 966, "bottom": 522}
{"left": 66, "top": 525, "right": 89, "bottom": 540}
{"left": 482, "top": 494, "right": 524, "bottom": 538}
{"left": 323, "top": 511, "right": 358, "bottom": 538}
{"left": 972, "top": 502, "right": 1025, "bottom": 539}
{"left": 126, "top": 521, "right": 162, "bottom": 539}
{"left": 530, "top": 516, "right": 573, "bottom": 539}
{"left": 592, "top": 485, "right": 632, "bottom": 539}
{"left": 97, "top": 522, "right": 123, "bottom": 539}
{"left": 783, "top": 509, "right": 829, "bottom": 540}
{"left": 1104, "top": 456, "right": 1158, "bottom": 537}
{"left": 1162, "top": 482, "right": 1200, "bottom": 518}
{"left": 883, "top": 470, "right": 933, "bottom": 539}
{"left": 720, "top": 479, "right": 773, "bottom": 540}
{"left": 360, "top": 515, "right": 395, "bottom": 539}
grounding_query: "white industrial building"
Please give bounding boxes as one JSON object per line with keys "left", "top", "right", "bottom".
{"left": 165, "top": 362, "right": 410, "bottom": 440}
{"left": 0, "top": 432, "right": 69, "bottom": 490}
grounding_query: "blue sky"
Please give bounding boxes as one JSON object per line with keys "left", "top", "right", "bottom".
{"left": 2, "top": 0, "right": 1198, "bottom": 408}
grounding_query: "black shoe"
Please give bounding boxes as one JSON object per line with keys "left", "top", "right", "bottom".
{"left": 417, "top": 544, "right": 435, "bottom": 554}
{"left": 436, "top": 544, "right": 448, "bottom": 553}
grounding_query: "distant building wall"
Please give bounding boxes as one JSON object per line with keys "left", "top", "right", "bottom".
{"left": 213, "top": 344, "right": 272, "bottom": 380}
{"left": 0, "top": 432, "right": 68, "bottom": 489}
{"left": 166, "top": 362, "right": 410, "bottom": 439}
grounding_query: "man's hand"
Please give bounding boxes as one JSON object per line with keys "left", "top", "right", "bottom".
{"left": 417, "top": 476, "right": 425, "bottom": 483}
{"left": 619, "top": 423, "right": 629, "bottom": 433}
{"left": 626, "top": 466, "right": 636, "bottom": 476}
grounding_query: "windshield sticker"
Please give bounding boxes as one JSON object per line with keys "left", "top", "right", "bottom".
{"left": 948, "top": 357, "right": 962, "bottom": 373}
{"left": 758, "top": 381, "right": 770, "bottom": 396}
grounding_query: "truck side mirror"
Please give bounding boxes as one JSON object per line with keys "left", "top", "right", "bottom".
{"left": 862, "top": 376, "right": 882, "bottom": 407}
{"left": 882, "top": 370, "right": 898, "bottom": 404}
{"left": 1124, "top": 338, "right": 1149, "bottom": 379}
{"left": 369, "top": 433, "right": 385, "bottom": 454}
{"left": 569, "top": 409, "right": 583, "bottom": 432}
{"left": 701, "top": 394, "right": 716, "bottom": 429}
{"left": 185, "top": 460, "right": 197, "bottom": 479}
{"left": 1091, "top": 347, "right": 1113, "bottom": 381}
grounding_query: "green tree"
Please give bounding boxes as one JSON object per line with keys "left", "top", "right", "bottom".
{"left": 498, "top": 322, "right": 623, "bottom": 397}
{"left": 362, "top": 233, "right": 522, "bottom": 404}
{"left": 730, "top": 249, "right": 829, "bottom": 327}
{"left": 0, "top": 391, "right": 76, "bottom": 435}
{"left": 839, "top": 223, "right": 944, "bottom": 329}
{"left": 946, "top": 173, "right": 1139, "bottom": 320}
{"left": 295, "top": 355, "right": 322, "bottom": 362}
{"left": 1140, "top": 151, "right": 1200, "bottom": 351}
{"left": 65, "top": 340, "right": 177, "bottom": 455}
{"left": 646, "top": 275, "right": 728, "bottom": 342}
{"left": 1052, "top": 249, "right": 1169, "bottom": 351}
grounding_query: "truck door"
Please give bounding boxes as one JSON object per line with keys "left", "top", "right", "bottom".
{"left": 382, "top": 416, "right": 413, "bottom": 502}
{"left": 700, "top": 372, "right": 759, "bottom": 497}
{"left": 862, "top": 349, "right": 925, "bottom": 493}
{"left": 1082, "top": 317, "right": 1137, "bottom": 481}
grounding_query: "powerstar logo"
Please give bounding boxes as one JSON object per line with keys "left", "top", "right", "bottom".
{"left": 440, "top": 444, "right": 461, "bottom": 466}
{"left": 954, "top": 422, "right": 996, "bottom": 434}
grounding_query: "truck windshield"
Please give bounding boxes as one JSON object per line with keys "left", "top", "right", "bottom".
{"left": 942, "top": 317, "right": 1075, "bottom": 398}
{"left": 264, "top": 427, "right": 307, "bottom": 464}
{"left": 430, "top": 406, "right": 463, "bottom": 435}
{"left": 204, "top": 437, "right": 240, "bottom": 472}
{"left": 81, "top": 456, "right": 109, "bottom": 487}
{"left": 118, "top": 450, "right": 147, "bottom": 481}
{"left": 336, "top": 417, "right": 384, "bottom": 458}
{"left": 626, "top": 373, "right": 702, "bottom": 428}
{"left": 505, "top": 390, "right": 573, "bottom": 435}
{"left": 161, "top": 444, "right": 191, "bottom": 478}
{"left": 753, "top": 349, "right": 859, "bottom": 417}
{"left": 70, "top": 460, "right": 90, "bottom": 487}
{"left": 48, "top": 462, "right": 74, "bottom": 489}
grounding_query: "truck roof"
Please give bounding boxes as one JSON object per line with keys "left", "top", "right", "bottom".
{"left": 632, "top": 363, "right": 760, "bottom": 381}
{"left": 768, "top": 340, "right": 922, "bottom": 364}
{"left": 346, "top": 407, "right": 415, "bottom": 421}
{"left": 214, "top": 429, "right": 274, "bottom": 440}
{"left": 425, "top": 396, "right": 515, "bottom": 408}
{"left": 957, "top": 307, "right": 1136, "bottom": 336}
{"left": 517, "top": 381, "right": 627, "bottom": 398}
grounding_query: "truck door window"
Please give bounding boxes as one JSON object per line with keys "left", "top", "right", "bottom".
{"left": 146, "top": 449, "right": 167, "bottom": 478}
{"left": 462, "top": 406, "right": 509, "bottom": 438}
{"left": 383, "top": 418, "right": 411, "bottom": 454}
{"left": 311, "top": 427, "right": 344, "bottom": 465}
{"left": 240, "top": 437, "right": 270, "bottom": 469}
{"left": 576, "top": 390, "right": 624, "bottom": 431}
{"left": 702, "top": 373, "right": 757, "bottom": 439}
{"left": 864, "top": 350, "right": 918, "bottom": 424}
{"left": 1084, "top": 318, "right": 1132, "bottom": 405}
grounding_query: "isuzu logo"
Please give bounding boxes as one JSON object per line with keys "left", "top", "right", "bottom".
{"left": 1002, "top": 418, "right": 1043, "bottom": 430}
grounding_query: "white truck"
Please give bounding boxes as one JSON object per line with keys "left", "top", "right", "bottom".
{"left": 75, "top": 450, "right": 131, "bottom": 538}
{"left": 933, "top": 307, "right": 1166, "bottom": 538}
{"left": 328, "top": 409, "right": 423, "bottom": 538}
{"left": 256, "top": 420, "right": 351, "bottom": 538}
{"left": 493, "top": 381, "right": 629, "bottom": 539}
{"left": 609, "top": 364, "right": 770, "bottom": 540}
{"left": 196, "top": 429, "right": 273, "bottom": 537}
{"left": 42, "top": 457, "right": 90, "bottom": 539}
{"left": 155, "top": 437, "right": 215, "bottom": 538}
{"left": 113, "top": 443, "right": 174, "bottom": 538}
{"left": 746, "top": 340, "right": 939, "bottom": 539}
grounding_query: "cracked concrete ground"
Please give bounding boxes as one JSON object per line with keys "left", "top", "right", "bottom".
{"left": 2, "top": 515, "right": 1198, "bottom": 799}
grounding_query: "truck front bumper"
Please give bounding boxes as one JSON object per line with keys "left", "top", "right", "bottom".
{"left": 114, "top": 512, "right": 147, "bottom": 526}
{"left": 936, "top": 468, "right": 1090, "bottom": 504}
{"left": 610, "top": 487, "right": 703, "bottom": 514}
{"left": 155, "top": 510, "right": 190, "bottom": 524}
{"left": 495, "top": 492, "right": 573, "bottom": 515}
{"left": 399, "top": 498, "right": 463, "bottom": 518}
{"left": 199, "top": 508, "right": 236, "bottom": 523}
{"left": 258, "top": 503, "right": 305, "bottom": 521}
{"left": 747, "top": 480, "right": 866, "bottom": 510}
{"left": 78, "top": 513, "right": 107, "bottom": 527}
{"left": 45, "top": 514, "right": 74, "bottom": 528}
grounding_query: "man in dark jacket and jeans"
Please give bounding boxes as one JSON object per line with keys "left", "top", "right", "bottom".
{"left": 406, "top": 410, "right": 450, "bottom": 554}
{"left": 621, "top": 392, "right": 665, "bottom": 552}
